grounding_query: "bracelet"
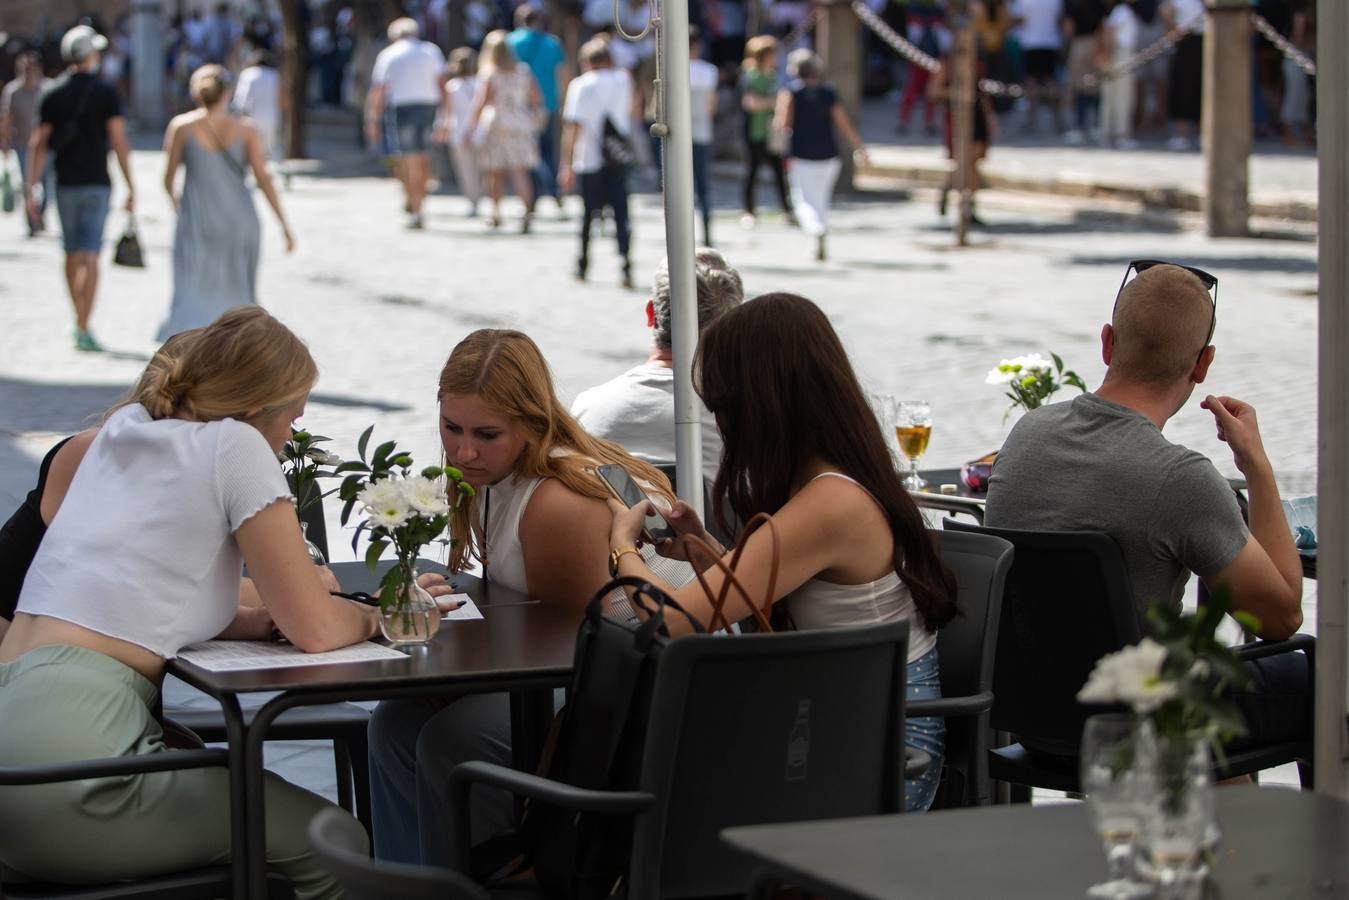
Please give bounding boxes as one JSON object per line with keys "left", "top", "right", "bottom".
{"left": 610, "top": 544, "right": 642, "bottom": 577}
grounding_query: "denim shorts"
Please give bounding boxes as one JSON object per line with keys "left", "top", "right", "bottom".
{"left": 56, "top": 184, "right": 111, "bottom": 253}
{"left": 905, "top": 646, "right": 945, "bottom": 812}
{"left": 389, "top": 103, "right": 437, "bottom": 156}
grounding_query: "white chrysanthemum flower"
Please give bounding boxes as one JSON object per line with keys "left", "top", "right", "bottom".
{"left": 1012, "top": 353, "right": 1053, "bottom": 374}
{"left": 360, "top": 480, "right": 411, "bottom": 528}
{"left": 1077, "top": 638, "right": 1179, "bottom": 714}
{"left": 404, "top": 476, "right": 450, "bottom": 516}
{"left": 307, "top": 449, "right": 343, "bottom": 466}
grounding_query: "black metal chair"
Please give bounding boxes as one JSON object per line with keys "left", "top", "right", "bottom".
{"left": 163, "top": 495, "right": 373, "bottom": 831}
{"left": 944, "top": 519, "right": 1315, "bottom": 800}
{"left": 0, "top": 750, "right": 291, "bottom": 899}
{"left": 307, "top": 808, "right": 488, "bottom": 900}
{"left": 447, "top": 620, "right": 915, "bottom": 900}
{"left": 919, "top": 527, "right": 1013, "bottom": 808}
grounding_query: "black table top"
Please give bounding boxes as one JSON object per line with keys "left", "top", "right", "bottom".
{"left": 723, "top": 787, "right": 1349, "bottom": 899}
{"left": 167, "top": 564, "right": 577, "bottom": 697}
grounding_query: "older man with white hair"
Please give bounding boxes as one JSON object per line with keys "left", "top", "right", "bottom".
{"left": 365, "top": 17, "right": 445, "bottom": 229}
{"left": 571, "top": 247, "right": 744, "bottom": 475}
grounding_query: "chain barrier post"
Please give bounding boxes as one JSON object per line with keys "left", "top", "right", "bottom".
{"left": 1315, "top": 0, "right": 1349, "bottom": 800}
{"left": 950, "top": 3, "right": 975, "bottom": 246}
{"left": 819, "top": 0, "right": 863, "bottom": 192}
{"left": 1202, "top": 0, "right": 1251, "bottom": 237}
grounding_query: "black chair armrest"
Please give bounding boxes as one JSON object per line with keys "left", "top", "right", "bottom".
{"left": 446, "top": 760, "right": 655, "bottom": 874}
{"left": 904, "top": 747, "right": 932, "bottom": 780}
{"left": 908, "top": 691, "right": 994, "bottom": 719}
{"left": 1234, "top": 633, "right": 1315, "bottom": 662}
{"left": 0, "top": 748, "right": 229, "bottom": 785}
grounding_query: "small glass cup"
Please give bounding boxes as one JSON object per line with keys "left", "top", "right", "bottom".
{"left": 1080, "top": 713, "right": 1152, "bottom": 900}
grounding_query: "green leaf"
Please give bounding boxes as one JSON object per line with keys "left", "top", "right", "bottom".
{"left": 334, "top": 460, "right": 370, "bottom": 474}
{"left": 371, "top": 440, "right": 398, "bottom": 469}
{"left": 349, "top": 520, "right": 369, "bottom": 556}
{"left": 1232, "top": 610, "right": 1262, "bottom": 634}
{"left": 338, "top": 474, "right": 365, "bottom": 502}
{"left": 421, "top": 466, "right": 445, "bottom": 480}
{"left": 365, "top": 538, "right": 389, "bottom": 573}
{"left": 1051, "top": 352, "right": 1065, "bottom": 373}
{"left": 357, "top": 425, "right": 374, "bottom": 462}
{"left": 340, "top": 495, "right": 358, "bottom": 526}
{"left": 378, "top": 566, "right": 406, "bottom": 610}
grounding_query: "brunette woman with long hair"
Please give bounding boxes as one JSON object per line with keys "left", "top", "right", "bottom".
{"left": 369, "top": 328, "right": 675, "bottom": 864}
{"left": 609, "top": 293, "right": 957, "bottom": 812}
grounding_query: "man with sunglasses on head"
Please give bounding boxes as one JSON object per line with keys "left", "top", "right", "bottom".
{"left": 986, "top": 261, "right": 1308, "bottom": 747}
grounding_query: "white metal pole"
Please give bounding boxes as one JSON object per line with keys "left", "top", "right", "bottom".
{"left": 1315, "top": 0, "right": 1349, "bottom": 798}
{"left": 660, "top": 0, "right": 705, "bottom": 517}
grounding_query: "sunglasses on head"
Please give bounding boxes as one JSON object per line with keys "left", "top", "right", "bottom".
{"left": 1114, "top": 258, "right": 1219, "bottom": 347}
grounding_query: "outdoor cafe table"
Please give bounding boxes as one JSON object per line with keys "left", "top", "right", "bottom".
{"left": 723, "top": 786, "right": 1349, "bottom": 899}
{"left": 166, "top": 562, "right": 578, "bottom": 900}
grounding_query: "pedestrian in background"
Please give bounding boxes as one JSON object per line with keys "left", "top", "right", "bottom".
{"left": 775, "top": 49, "right": 868, "bottom": 262}
{"left": 365, "top": 17, "right": 446, "bottom": 230}
{"left": 470, "top": 30, "right": 540, "bottom": 232}
{"left": 739, "top": 35, "right": 793, "bottom": 228}
{"left": 1130, "top": 0, "right": 1168, "bottom": 134}
{"left": 1161, "top": 0, "right": 1203, "bottom": 150}
{"left": 688, "top": 26, "right": 719, "bottom": 247}
{"left": 25, "top": 25, "right": 135, "bottom": 353}
{"left": 896, "top": 3, "right": 944, "bottom": 134}
{"left": 158, "top": 65, "right": 293, "bottom": 340}
{"left": 1098, "top": 0, "right": 1139, "bottom": 148}
{"left": 507, "top": 6, "right": 567, "bottom": 215}
{"left": 1, "top": 51, "right": 49, "bottom": 236}
{"left": 1012, "top": 0, "right": 1065, "bottom": 134}
{"left": 435, "top": 47, "right": 482, "bottom": 217}
{"left": 233, "top": 49, "right": 286, "bottom": 185}
{"left": 1060, "top": 0, "right": 1104, "bottom": 144}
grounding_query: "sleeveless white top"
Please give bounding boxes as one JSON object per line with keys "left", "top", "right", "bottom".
{"left": 479, "top": 472, "right": 546, "bottom": 595}
{"left": 782, "top": 472, "right": 937, "bottom": 663}
{"left": 17, "top": 404, "right": 292, "bottom": 658}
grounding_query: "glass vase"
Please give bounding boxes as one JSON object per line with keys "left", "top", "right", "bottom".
{"left": 300, "top": 520, "right": 327, "bottom": 566}
{"left": 1138, "top": 726, "right": 1213, "bottom": 898}
{"left": 378, "top": 564, "right": 440, "bottom": 648}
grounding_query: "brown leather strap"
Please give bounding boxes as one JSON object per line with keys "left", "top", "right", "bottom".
{"left": 685, "top": 512, "right": 780, "bottom": 633}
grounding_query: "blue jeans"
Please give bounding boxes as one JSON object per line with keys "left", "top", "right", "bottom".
{"left": 531, "top": 112, "right": 559, "bottom": 201}
{"left": 55, "top": 184, "right": 110, "bottom": 254}
{"left": 905, "top": 646, "right": 945, "bottom": 812}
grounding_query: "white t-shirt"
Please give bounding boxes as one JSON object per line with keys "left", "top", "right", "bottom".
{"left": 689, "top": 58, "right": 719, "bottom": 145}
{"left": 1105, "top": 4, "right": 1139, "bottom": 54}
{"left": 571, "top": 361, "right": 723, "bottom": 476}
{"left": 562, "top": 67, "right": 633, "bottom": 175}
{"left": 371, "top": 38, "right": 446, "bottom": 107}
{"left": 1013, "top": 0, "right": 1065, "bottom": 49}
{"left": 16, "top": 405, "right": 292, "bottom": 659}
{"left": 443, "top": 75, "right": 478, "bottom": 145}
{"left": 234, "top": 65, "right": 281, "bottom": 132}
{"left": 1166, "top": 0, "right": 1205, "bottom": 33}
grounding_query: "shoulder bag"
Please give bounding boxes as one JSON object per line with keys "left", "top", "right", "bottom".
{"left": 600, "top": 115, "right": 637, "bottom": 170}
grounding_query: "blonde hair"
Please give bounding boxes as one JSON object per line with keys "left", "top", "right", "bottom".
{"left": 189, "top": 64, "right": 231, "bottom": 108}
{"left": 438, "top": 329, "right": 673, "bottom": 572}
{"left": 105, "top": 327, "right": 207, "bottom": 421}
{"left": 1111, "top": 265, "right": 1215, "bottom": 385}
{"left": 743, "top": 35, "right": 778, "bottom": 70}
{"left": 447, "top": 47, "right": 478, "bottom": 80}
{"left": 140, "top": 307, "right": 318, "bottom": 424}
{"left": 478, "top": 30, "right": 517, "bottom": 75}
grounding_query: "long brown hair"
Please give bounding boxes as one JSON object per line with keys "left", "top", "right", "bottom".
{"left": 438, "top": 329, "right": 673, "bottom": 572}
{"left": 696, "top": 293, "right": 957, "bottom": 631}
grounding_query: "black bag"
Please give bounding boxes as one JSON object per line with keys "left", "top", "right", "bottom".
{"left": 600, "top": 116, "right": 637, "bottom": 171}
{"left": 113, "top": 217, "right": 145, "bottom": 268}
{"left": 516, "top": 577, "right": 704, "bottom": 900}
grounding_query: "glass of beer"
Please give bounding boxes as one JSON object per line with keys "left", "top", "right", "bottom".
{"left": 894, "top": 400, "right": 932, "bottom": 490}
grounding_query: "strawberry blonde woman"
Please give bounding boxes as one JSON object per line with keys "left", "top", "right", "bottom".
{"left": 0, "top": 307, "right": 428, "bottom": 897}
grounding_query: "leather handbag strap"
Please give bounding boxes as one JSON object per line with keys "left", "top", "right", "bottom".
{"left": 684, "top": 512, "right": 780, "bottom": 633}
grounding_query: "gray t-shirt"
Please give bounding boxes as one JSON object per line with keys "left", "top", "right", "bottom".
{"left": 984, "top": 393, "right": 1248, "bottom": 620}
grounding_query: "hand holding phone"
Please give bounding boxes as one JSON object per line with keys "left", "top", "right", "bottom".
{"left": 596, "top": 464, "right": 676, "bottom": 543}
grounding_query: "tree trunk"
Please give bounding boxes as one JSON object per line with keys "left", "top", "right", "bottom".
{"left": 279, "top": 0, "right": 310, "bottom": 158}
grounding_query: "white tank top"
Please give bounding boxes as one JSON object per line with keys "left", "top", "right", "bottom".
{"left": 479, "top": 472, "right": 547, "bottom": 595}
{"left": 782, "top": 472, "right": 937, "bottom": 663}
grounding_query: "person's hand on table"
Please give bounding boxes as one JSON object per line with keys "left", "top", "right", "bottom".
{"left": 416, "top": 571, "right": 465, "bottom": 614}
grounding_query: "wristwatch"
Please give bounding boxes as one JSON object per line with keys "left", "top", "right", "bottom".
{"left": 609, "top": 545, "right": 641, "bottom": 576}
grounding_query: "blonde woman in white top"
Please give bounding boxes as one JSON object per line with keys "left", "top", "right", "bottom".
{"left": 468, "top": 30, "right": 541, "bottom": 231}
{"left": 609, "top": 293, "right": 957, "bottom": 812}
{"left": 0, "top": 307, "right": 437, "bottom": 896}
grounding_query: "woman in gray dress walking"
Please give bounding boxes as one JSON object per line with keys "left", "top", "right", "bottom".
{"left": 158, "top": 65, "right": 293, "bottom": 340}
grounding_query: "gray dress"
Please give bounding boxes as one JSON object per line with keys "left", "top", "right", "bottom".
{"left": 157, "top": 134, "right": 260, "bottom": 340}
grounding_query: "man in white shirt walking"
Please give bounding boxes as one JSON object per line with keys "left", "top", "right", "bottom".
{"left": 365, "top": 18, "right": 446, "bottom": 229}
{"left": 233, "top": 50, "right": 287, "bottom": 185}
{"left": 1011, "top": 0, "right": 1065, "bottom": 133}
{"left": 559, "top": 37, "right": 635, "bottom": 287}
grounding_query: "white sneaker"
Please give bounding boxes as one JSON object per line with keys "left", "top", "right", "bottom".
{"left": 740, "top": 213, "right": 757, "bottom": 229}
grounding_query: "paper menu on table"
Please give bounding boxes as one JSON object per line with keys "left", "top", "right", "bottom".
{"left": 441, "top": 594, "right": 484, "bottom": 621}
{"left": 178, "top": 640, "right": 407, "bottom": 671}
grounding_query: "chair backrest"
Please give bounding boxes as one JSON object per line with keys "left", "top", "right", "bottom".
{"left": 944, "top": 520, "right": 1141, "bottom": 758}
{"left": 628, "top": 620, "right": 910, "bottom": 900}
{"left": 307, "top": 808, "right": 489, "bottom": 900}
{"left": 931, "top": 527, "right": 1013, "bottom": 806}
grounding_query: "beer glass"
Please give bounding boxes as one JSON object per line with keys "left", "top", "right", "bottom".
{"left": 894, "top": 400, "right": 932, "bottom": 490}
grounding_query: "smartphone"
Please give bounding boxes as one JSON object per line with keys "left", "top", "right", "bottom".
{"left": 596, "top": 464, "right": 676, "bottom": 543}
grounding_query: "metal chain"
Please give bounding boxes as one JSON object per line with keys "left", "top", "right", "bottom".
{"left": 779, "top": 4, "right": 821, "bottom": 49}
{"left": 849, "top": 1, "right": 943, "bottom": 74}
{"left": 1250, "top": 11, "right": 1317, "bottom": 76}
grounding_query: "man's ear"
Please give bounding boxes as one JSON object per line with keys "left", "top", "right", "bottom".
{"left": 1192, "top": 345, "right": 1215, "bottom": 384}
{"left": 1101, "top": 323, "right": 1114, "bottom": 366}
